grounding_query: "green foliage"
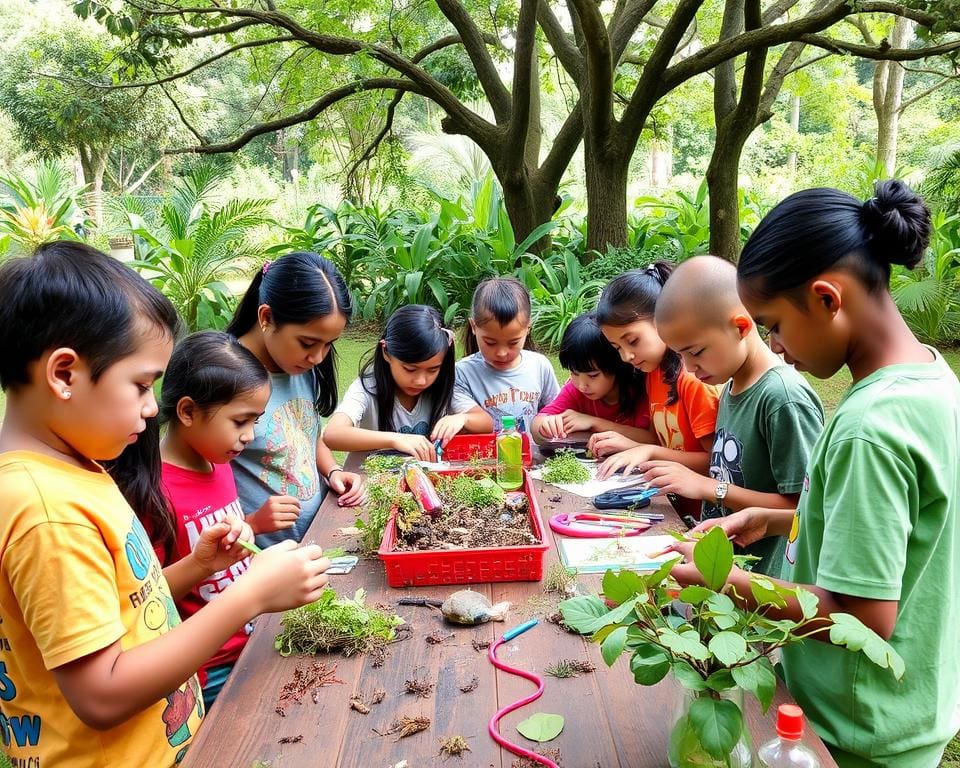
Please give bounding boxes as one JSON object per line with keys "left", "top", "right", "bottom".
{"left": 274, "top": 588, "right": 404, "bottom": 656}
{"left": 582, "top": 245, "right": 652, "bottom": 282}
{"left": 541, "top": 449, "right": 591, "bottom": 484}
{"left": 0, "top": 161, "right": 90, "bottom": 255}
{"left": 437, "top": 472, "right": 505, "bottom": 509}
{"left": 559, "top": 526, "right": 904, "bottom": 766}
{"left": 121, "top": 165, "right": 270, "bottom": 330}
{"left": 634, "top": 180, "right": 711, "bottom": 261}
{"left": 524, "top": 250, "right": 605, "bottom": 348}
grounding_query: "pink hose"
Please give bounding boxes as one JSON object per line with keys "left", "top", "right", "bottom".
{"left": 487, "top": 620, "right": 561, "bottom": 768}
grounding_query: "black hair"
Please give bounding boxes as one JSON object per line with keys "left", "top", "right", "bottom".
{"left": 595, "top": 261, "right": 682, "bottom": 405}
{"left": 360, "top": 305, "right": 455, "bottom": 433}
{"left": 738, "top": 179, "right": 931, "bottom": 300}
{"left": 464, "top": 276, "right": 537, "bottom": 355}
{"left": 226, "top": 251, "right": 352, "bottom": 417}
{"left": 0, "top": 241, "right": 180, "bottom": 391}
{"left": 559, "top": 313, "right": 644, "bottom": 419}
{"left": 108, "top": 332, "right": 270, "bottom": 562}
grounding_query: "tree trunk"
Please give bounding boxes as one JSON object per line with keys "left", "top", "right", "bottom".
{"left": 874, "top": 16, "right": 912, "bottom": 177}
{"left": 78, "top": 145, "right": 108, "bottom": 229}
{"left": 787, "top": 94, "right": 800, "bottom": 175}
{"left": 584, "top": 142, "right": 629, "bottom": 253}
{"left": 498, "top": 168, "right": 558, "bottom": 264}
{"left": 706, "top": 144, "right": 742, "bottom": 262}
{"left": 649, "top": 131, "right": 672, "bottom": 189}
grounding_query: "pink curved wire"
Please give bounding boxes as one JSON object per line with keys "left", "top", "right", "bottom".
{"left": 487, "top": 635, "right": 561, "bottom": 768}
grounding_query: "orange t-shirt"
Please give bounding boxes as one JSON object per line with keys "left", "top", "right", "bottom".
{"left": 646, "top": 366, "right": 719, "bottom": 451}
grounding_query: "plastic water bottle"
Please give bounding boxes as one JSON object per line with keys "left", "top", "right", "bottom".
{"left": 757, "top": 704, "right": 821, "bottom": 767}
{"left": 496, "top": 415, "right": 523, "bottom": 491}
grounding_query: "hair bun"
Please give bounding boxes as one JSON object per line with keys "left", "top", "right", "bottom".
{"left": 861, "top": 179, "right": 930, "bottom": 269}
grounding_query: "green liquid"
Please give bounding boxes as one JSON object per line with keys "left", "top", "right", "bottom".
{"left": 496, "top": 432, "right": 523, "bottom": 490}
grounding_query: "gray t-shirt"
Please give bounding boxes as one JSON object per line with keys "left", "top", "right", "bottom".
{"left": 232, "top": 371, "right": 325, "bottom": 547}
{"left": 702, "top": 365, "right": 824, "bottom": 577}
{"left": 333, "top": 374, "right": 480, "bottom": 434}
{"left": 454, "top": 351, "right": 560, "bottom": 433}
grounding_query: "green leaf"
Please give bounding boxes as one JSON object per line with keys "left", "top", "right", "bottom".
{"left": 693, "top": 526, "right": 733, "bottom": 591}
{"left": 688, "top": 696, "right": 743, "bottom": 759}
{"left": 601, "top": 626, "right": 629, "bottom": 666}
{"left": 705, "top": 592, "right": 739, "bottom": 630}
{"left": 704, "top": 668, "right": 736, "bottom": 693}
{"left": 581, "top": 597, "right": 638, "bottom": 635}
{"left": 796, "top": 587, "right": 820, "bottom": 620}
{"left": 708, "top": 631, "right": 748, "bottom": 666}
{"left": 642, "top": 555, "right": 683, "bottom": 588}
{"left": 679, "top": 585, "right": 713, "bottom": 605}
{"left": 672, "top": 661, "right": 708, "bottom": 691}
{"left": 659, "top": 628, "right": 710, "bottom": 661}
{"left": 629, "top": 643, "right": 671, "bottom": 685}
{"left": 750, "top": 576, "right": 788, "bottom": 608}
{"left": 602, "top": 569, "right": 646, "bottom": 605}
{"left": 558, "top": 595, "right": 608, "bottom": 634}
{"left": 829, "top": 613, "right": 905, "bottom": 679}
{"left": 731, "top": 656, "right": 777, "bottom": 714}
{"left": 516, "top": 713, "right": 564, "bottom": 742}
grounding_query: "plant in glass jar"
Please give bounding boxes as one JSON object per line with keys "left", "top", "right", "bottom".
{"left": 559, "top": 528, "right": 904, "bottom": 768}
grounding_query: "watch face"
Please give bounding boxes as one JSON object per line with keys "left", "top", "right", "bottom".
{"left": 716, "top": 483, "right": 728, "bottom": 500}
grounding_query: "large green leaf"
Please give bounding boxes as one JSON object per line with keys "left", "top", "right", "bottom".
{"left": 516, "top": 713, "right": 564, "bottom": 742}
{"left": 659, "top": 628, "right": 710, "bottom": 661}
{"left": 601, "top": 626, "right": 629, "bottom": 666}
{"left": 708, "top": 631, "right": 747, "bottom": 666}
{"left": 602, "top": 569, "right": 646, "bottom": 606}
{"left": 558, "top": 595, "right": 609, "bottom": 634}
{"left": 829, "top": 613, "right": 905, "bottom": 679}
{"left": 688, "top": 696, "right": 743, "bottom": 759}
{"left": 693, "top": 527, "right": 734, "bottom": 591}
{"left": 731, "top": 656, "right": 777, "bottom": 714}
{"left": 630, "top": 643, "right": 671, "bottom": 685}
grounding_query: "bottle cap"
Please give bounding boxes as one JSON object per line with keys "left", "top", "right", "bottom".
{"left": 501, "top": 415, "right": 516, "bottom": 430}
{"left": 776, "top": 704, "right": 805, "bottom": 739}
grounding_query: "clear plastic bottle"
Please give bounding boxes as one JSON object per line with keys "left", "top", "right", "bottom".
{"left": 496, "top": 415, "right": 523, "bottom": 491}
{"left": 757, "top": 704, "right": 821, "bottom": 768}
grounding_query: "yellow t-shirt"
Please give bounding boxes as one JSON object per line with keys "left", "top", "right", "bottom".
{"left": 0, "top": 451, "right": 204, "bottom": 767}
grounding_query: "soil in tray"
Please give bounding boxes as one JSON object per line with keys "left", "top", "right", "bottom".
{"left": 393, "top": 472, "right": 540, "bottom": 551}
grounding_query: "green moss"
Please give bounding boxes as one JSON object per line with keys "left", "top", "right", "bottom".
{"left": 542, "top": 449, "right": 590, "bottom": 484}
{"left": 438, "top": 472, "right": 505, "bottom": 509}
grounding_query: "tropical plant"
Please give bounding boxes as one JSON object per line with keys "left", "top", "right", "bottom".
{"left": 921, "top": 145, "right": 960, "bottom": 214}
{"left": 890, "top": 210, "right": 960, "bottom": 344}
{"left": 524, "top": 250, "right": 605, "bottom": 348}
{"left": 635, "top": 180, "right": 711, "bottom": 261}
{"left": 559, "top": 528, "right": 904, "bottom": 767}
{"left": 0, "top": 161, "right": 90, "bottom": 255}
{"left": 120, "top": 166, "right": 271, "bottom": 331}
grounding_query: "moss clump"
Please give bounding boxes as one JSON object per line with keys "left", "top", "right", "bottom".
{"left": 542, "top": 449, "right": 590, "bottom": 484}
{"left": 437, "top": 472, "right": 505, "bottom": 510}
{"left": 362, "top": 454, "right": 407, "bottom": 474}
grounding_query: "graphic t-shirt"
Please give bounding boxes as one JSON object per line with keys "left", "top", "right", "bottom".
{"left": 781, "top": 350, "right": 960, "bottom": 767}
{"left": 539, "top": 379, "right": 651, "bottom": 430}
{"left": 334, "top": 374, "right": 480, "bottom": 435}
{"left": 455, "top": 351, "right": 560, "bottom": 433}
{"left": 232, "top": 371, "right": 324, "bottom": 547}
{"left": 159, "top": 462, "right": 252, "bottom": 677}
{"left": 701, "top": 365, "right": 824, "bottom": 576}
{"left": 0, "top": 451, "right": 204, "bottom": 768}
{"left": 646, "top": 365, "right": 719, "bottom": 451}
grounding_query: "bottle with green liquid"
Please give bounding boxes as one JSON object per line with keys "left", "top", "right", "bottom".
{"left": 496, "top": 415, "right": 523, "bottom": 491}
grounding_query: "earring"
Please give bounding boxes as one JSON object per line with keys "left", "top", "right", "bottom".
{"left": 62, "top": 390, "right": 71, "bottom": 400}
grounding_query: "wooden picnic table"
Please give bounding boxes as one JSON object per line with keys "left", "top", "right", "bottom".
{"left": 184, "top": 456, "right": 838, "bottom": 768}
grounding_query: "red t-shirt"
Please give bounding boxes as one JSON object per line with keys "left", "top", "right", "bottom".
{"left": 539, "top": 380, "right": 651, "bottom": 429}
{"left": 158, "top": 462, "right": 252, "bottom": 677}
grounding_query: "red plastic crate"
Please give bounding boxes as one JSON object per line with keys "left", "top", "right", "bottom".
{"left": 441, "top": 432, "right": 533, "bottom": 467}
{"left": 378, "top": 468, "right": 548, "bottom": 587}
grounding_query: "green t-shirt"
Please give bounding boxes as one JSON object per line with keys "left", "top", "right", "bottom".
{"left": 702, "top": 365, "right": 824, "bottom": 577}
{"left": 781, "top": 349, "right": 960, "bottom": 768}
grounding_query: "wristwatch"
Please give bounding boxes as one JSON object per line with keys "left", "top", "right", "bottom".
{"left": 325, "top": 466, "right": 343, "bottom": 481}
{"left": 714, "top": 481, "right": 729, "bottom": 504}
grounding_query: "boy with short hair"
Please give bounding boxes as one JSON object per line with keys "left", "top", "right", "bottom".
{"left": 640, "top": 255, "right": 824, "bottom": 576}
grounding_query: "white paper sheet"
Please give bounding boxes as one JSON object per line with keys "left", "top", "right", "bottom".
{"left": 528, "top": 464, "right": 647, "bottom": 498}
{"left": 557, "top": 534, "right": 680, "bottom": 573}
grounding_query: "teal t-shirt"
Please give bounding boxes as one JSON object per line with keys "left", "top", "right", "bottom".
{"left": 781, "top": 349, "right": 960, "bottom": 768}
{"left": 702, "top": 365, "right": 824, "bottom": 577}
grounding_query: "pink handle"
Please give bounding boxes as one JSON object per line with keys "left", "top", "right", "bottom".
{"left": 549, "top": 512, "right": 646, "bottom": 538}
{"left": 487, "top": 637, "right": 561, "bottom": 768}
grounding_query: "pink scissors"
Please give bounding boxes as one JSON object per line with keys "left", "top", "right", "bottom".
{"left": 548, "top": 512, "right": 651, "bottom": 538}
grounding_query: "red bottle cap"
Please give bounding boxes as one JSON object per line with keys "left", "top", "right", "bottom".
{"left": 776, "top": 704, "right": 805, "bottom": 739}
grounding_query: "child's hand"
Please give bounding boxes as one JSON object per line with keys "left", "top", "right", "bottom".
{"left": 249, "top": 495, "right": 301, "bottom": 534}
{"left": 538, "top": 414, "right": 567, "bottom": 439}
{"left": 191, "top": 517, "right": 254, "bottom": 575}
{"left": 595, "top": 444, "right": 655, "bottom": 479}
{"left": 641, "top": 460, "right": 713, "bottom": 500}
{"left": 588, "top": 431, "right": 639, "bottom": 460}
{"left": 328, "top": 469, "right": 366, "bottom": 507}
{"left": 431, "top": 414, "right": 466, "bottom": 446}
{"left": 560, "top": 410, "right": 593, "bottom": 435}
{"left": 239, "top": 540, "right": 330, "bottom": 613}
{"left": 391, "top": 433, "right": 437, "bottom": 462}
{"left": 689, "top": 508, "right": 771, "bottom": 548}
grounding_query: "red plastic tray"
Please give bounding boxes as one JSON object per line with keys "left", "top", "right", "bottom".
{"left": 378, "top": 468, "right": 548, "bottom": 587}
{"left": 441, "top": 432, "right": 533, "bottom": 467}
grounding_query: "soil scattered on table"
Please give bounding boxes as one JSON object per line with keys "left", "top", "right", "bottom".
{"left": 439, "top": 735, "right": 472, "bottom": 757}
{"left": 376, "top": 714, "right": 432, "bottom": 740}
{"left": 511, "top": 747, "right": 562, "bottom": 767}
{"left": 349, "top": 688, "right": 386, "bottom": 715}
{"left": 404, "top": 677, "right": 434, "bottom": 698}
{"left": 277, "top": 734, "right": 303, "bottom": 744}
{"left": 471, "top": 638, "right": 492, "bottom": 652}
{"left": 459, "top": 676, "right": 480, "bottom": 693}
{"left": 275, "top": 661, "right": 343, "bottom": 716}
{"left": 426, "top": 629, "right": 454, "bottom": 645}
{"left": 545, "top": 611, "right": 577, "bottom": 633}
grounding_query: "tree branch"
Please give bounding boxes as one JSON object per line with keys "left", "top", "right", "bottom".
{"left": 610, "top": 0, "right": 659, "bottom": 63}
{"left": 539, "top": 100, "right": 584, "bottom": 190}
{"left": 899, "top": 76, "right": 956, "bottom": 112}
{"left": 715, "top": 0, "right": 745, "bottom": 121}
{"left": 757, "top": 41, "right": 806, "bottom": 123}
{"left": 537, "top": 2, "right": 583, "bottom": 81}
{"left": 345, "top": 91, "right": 404, "bottom": 182}
{"left": 732, "top": 0, "right": 768, "bottom": 131}
{"left": 845, "top": 16, "right": 876, "bottom": 47}
{"left": 569, "top": 0, "right": 615, "bottom": 143}
{"left": 158, "top": 80, "right": 206, "bottom": 145}
{"left": 761, "top": 0, "right": 800, "bottom": 25}
{"left": 165, "top": 78, "right": 423, "bottom": 154}
{"left": 799, "top": 34, "right": 960, "bottom": 60}
{"left": 856, "top": 1, "right": 959, "bottom": 30}
{"left": 507, "top": 0, "right": 540, "bottom": 151}
{"left": 434, "top": 0, "right": 512, "bottom": 122}
{"left": 785, "top": 50, "right": 830, "bottom": 75}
